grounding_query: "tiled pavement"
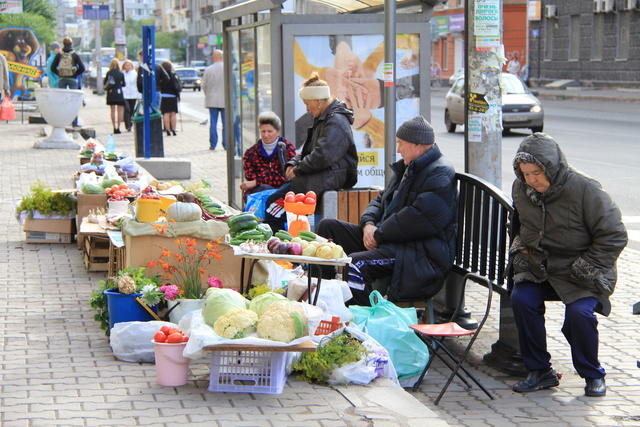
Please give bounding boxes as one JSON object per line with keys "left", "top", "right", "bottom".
{"left": 0, "top": 89, "right": 639, "bottom": 426}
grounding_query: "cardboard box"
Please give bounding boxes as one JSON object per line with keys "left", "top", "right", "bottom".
{"left": 76, "top": 193, "right": 108, "bottom": 222}
{"left": 24, "top": 217, "right": 74, "bottom": 234}
{"left": 25, "top": 231, "right": 73, "bottom": 244}
{"left": 124, "top": 234, "right": 250, "bottom": 290}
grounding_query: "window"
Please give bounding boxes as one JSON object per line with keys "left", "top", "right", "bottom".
{"left": 568, "top": 14, "right": 580, "bottom": 61}
{"left": 616, "top": 11, "right": 630, "bottom": 60}
{"left": 544, "top": 18, "right": 553, "bottom": 60}
{"left": 591, "top": 13, "right": 603, "bottom": 61}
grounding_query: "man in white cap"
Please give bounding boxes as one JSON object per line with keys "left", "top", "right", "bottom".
{"left": 318, "top": 115, "right": 458, "bottom": 306}
{"left": 263, "top": 72, "right": 358, "bottom": 233}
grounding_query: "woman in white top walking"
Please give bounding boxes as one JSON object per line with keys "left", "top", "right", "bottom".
{"left": 121, "top": 59, "right": 140, "bottom": 132}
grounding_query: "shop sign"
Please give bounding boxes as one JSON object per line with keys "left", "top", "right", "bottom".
{"left": 449, "top": 14, "right": 464, "bottom": 32}
{"left": 431, "top": 15, "right": 449, "bottom": 39}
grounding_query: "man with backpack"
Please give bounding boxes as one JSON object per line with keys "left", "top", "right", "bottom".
{"left": 51, "top": 37, "right": 85, "bottom": 89}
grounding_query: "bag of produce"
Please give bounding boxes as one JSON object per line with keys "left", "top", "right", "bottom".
{"left": 100, "top": 165, "right": 125, "bottom": 188}
{"left": 78, "top": 172, "right": 105, "bottom": 194}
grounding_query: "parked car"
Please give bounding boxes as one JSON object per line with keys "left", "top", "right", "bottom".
{"left": 444, "top": 73, "right": 544, "bottom": 134}
{"left": 175, "top": 68, "right": 201, "bottom": 91}
{"left": 190, "top": 60, "right": 206, "bottom": 76}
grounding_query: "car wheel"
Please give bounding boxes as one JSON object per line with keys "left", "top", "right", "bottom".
{"left": 444, "top": 110, "right": 456, "bottom": 133}
{"left": 530, "top": 126, "right": 543, "bottom": 133}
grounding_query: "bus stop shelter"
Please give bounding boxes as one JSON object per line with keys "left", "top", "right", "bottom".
{"left": 212, "top": 0, "right": 442, "bottom": 208}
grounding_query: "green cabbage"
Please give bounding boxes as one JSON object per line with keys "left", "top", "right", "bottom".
{"left": 202, "top": 288, "right": 248, "bottom": 327}
{"left": 248, "top": 292, "right": 287, "bottom": 317}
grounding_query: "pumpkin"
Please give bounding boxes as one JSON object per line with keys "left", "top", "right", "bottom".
{"left": 166, "top": 202, "right": 202, "bottom": 222}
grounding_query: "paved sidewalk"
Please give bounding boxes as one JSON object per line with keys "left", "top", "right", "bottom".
{"left": 1, "top": 89, "right": 639, "bottom": 426}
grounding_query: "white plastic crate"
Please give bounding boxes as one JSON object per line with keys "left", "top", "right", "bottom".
{"left": 208, "top": 350, "right": 287, "bottom": 394}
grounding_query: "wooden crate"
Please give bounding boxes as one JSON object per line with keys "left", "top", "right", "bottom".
{"left": 336, "top": 189, "right": 380, "bottom": 224}
{"left": 83, "top": 235, "right": 110, "bottom": 272}
{"left": 108, "top": 243, "right": 126, "bottom": 277}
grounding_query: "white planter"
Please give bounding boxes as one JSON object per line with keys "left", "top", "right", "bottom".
{"left": 34, "top": 87, "right": 84, "bottom": 149}
{"left": 167, "top": 299, "right": 205, "bottom": 324}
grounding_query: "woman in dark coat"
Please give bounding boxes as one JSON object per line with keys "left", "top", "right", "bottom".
{"left": 104, "top": 58, "right": 125, "bottom": 134}
{"left": 509, "top": 133, "right": 627, "bottom": 398}
{"left": 158, "top": 60, "right": 181, "bottom": 136}
{"left": 263, "top": 72, "right": 358, "bottom": 232}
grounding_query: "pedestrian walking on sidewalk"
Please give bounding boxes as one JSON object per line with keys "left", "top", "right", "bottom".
{"left": 0, "top": 52, "right": 9, "bottom": 100}
{"left": 121, "top": 59, "right": 140, "bottom": 132}
{"left": 158, "top": 60, "right": 181, "bottom": 136}
{"left": 45, "top": 42, "right": 61, "bottom": 88}
{"left": 509, "top": 133, "right": 627, "bottom": 398}
{"left": 202, "top": 49, "right": 225, "bottom": 150}
{"left": 104, "top": 58, "right": 126, "bottom": 134}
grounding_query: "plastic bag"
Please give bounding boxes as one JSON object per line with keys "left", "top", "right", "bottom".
{"left": 0, "top": 97, "right": 16, "bottom": 121}
{"left": 115, "top": 156, "right": 139, "bottom": 175}
{"left": 100, "top": 165, "right": 125, "bottom": 188}
{"left": 244, "top": 188, "right": 277, "bottom": 220}
{"left": 349, "top": 291, "right": 428, "bottom": 381}
{"left": 78, "top": 172, "right": 104, "bottom": 194}
{"left": 110, "top": 320, "right": 177, "bottom": 363}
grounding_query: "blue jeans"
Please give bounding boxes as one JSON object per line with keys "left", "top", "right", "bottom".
{"left": 511, "top": 280, "right": 605, "bottom": 379}
{"left": 209, "top": 107, "right": 226, "bottom": 149}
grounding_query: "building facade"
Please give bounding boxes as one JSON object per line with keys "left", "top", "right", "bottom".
{"left": 529, "top": 0, "right": 640, "bottom": 86}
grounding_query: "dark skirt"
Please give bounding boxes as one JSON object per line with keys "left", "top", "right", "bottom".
{"left": 160, "top": 96, "right": 178, "bottom": 114}
{"left": 106, "top": 87, "right": 125, "bottom": 106}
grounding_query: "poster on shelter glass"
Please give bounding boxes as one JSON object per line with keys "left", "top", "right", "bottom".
{"left": 293, "top": 34, "right": 420, "bottom": 188}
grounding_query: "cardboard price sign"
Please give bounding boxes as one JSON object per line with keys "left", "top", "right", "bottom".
{"left": 7, "top": 61, "right": 43, "bottom": 79}
{"left": 468, "top": 92, "right": 489, "bottom": 113}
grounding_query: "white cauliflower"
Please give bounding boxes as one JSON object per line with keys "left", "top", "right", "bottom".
{"left": 213, "top": 309, "right": 258, "bottom": 339}
{"left": 256, "top": 303, "right": 308, "bottom": 343}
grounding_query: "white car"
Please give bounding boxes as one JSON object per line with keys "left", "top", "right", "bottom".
{"left": 444, "top": 73, "right": 544, "bottom": 134}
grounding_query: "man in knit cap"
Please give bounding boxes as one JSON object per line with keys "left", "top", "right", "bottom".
{"left": 318, "top": 115, "right": 458, "bottom": 305}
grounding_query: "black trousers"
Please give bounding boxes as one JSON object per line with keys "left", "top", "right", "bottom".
{"left": 317, "top": 218, "right": 395, "bottom": 306}
{"left": 124, "top": 98, "right": 137, "bottom": 130}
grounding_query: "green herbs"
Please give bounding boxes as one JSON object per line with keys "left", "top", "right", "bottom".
{"left": 293, "top": 332, "right": 365, "bottom": 384}
{"left": 245, "top": 283, "right": 284, "bottom": 300}
{"left": 17, "top": 181, "right": 76, "bottom": 216}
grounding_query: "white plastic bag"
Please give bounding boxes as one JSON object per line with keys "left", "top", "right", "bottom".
{"left": 110, "top": 321, "right": 177, "bottom": 363}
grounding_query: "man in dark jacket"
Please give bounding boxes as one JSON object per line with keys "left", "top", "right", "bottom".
{"left": 509, "top": 133, "right": 627, "bottom": 397}
{"left": 263, "top": 73, "right": 358, "bottom": 232}
{"left": 317, "top": 116, "right": 457, "bottom": 305}
{"left": 51, "top": 37, "right": 85, "bottom": 89}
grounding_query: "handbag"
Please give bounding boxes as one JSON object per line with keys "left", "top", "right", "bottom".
{"left": 0, "top": 97, "right": 16, "bottom": 121}
{"left": 349, "top": 291, "right": 429, "bottom": 380}
{"left": 105, "top": 74, "right": 116, "bottom": 90}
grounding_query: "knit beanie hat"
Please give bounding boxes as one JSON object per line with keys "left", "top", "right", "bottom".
{"left": 396, "top": 116, "right": 435, "bottom": 145}
{"left": 50, "top": 42, "right": 61, "bottom": 50}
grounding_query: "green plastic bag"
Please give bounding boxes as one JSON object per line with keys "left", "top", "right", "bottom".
{"left": 349, "top": 291, "right": 428, "bottom": 380}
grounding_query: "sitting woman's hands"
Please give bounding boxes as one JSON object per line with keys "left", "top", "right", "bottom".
{"left": 240, "top": 179, "right": 257, "bottom": 191}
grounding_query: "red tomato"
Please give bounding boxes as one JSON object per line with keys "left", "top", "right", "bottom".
{"left": 153, "top": 332, "right": 167, "bottom": 343}
{"left": 118, "top": 184, "right": 128, "bottom": 190}
{"left": 166, "top": 333, "right": 184, "bottom": 343}
{"left": 294, "top": 193, "right": 306, "bottom": 202}
{"left": 285, "top": 191, "right": 295, "bottom": 198}
{"left": 114, "top": 190, "right": 125, "bottom": 197}
{"left": 168, "top": 327, "right": 181, "bottom": 335}
{"left": 303, "top": 197, "right": 316, "bottom": 205}
{"left": 284, "top": 194, "right": 295, "bottom": 203}
{"left": 305, "top": 191, "right": 317, "bottom": 200}
{"left": 160, "top": 326, "right": 172, "bottom": 335}
{"left": 181, "top": 335, "right": 189, "bottom": 342}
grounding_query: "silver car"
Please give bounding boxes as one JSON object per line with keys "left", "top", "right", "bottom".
{"left": 444, "top": 73, "right": 544, "bottom": 134}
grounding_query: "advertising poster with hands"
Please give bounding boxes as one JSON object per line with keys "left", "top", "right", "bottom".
{"left": 293, "top": 34, "right": 420, "bottom": 188}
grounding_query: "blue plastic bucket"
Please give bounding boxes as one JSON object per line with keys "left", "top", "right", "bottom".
{"left": 104, "top": 288, "right": 158, "bottom": 329}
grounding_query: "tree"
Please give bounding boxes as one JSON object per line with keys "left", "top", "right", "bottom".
{"left": 100, "top": 20, "right": 115, "bottom": 48}
{"left": 23, "top": 0, "right": 55, "bottom": 22}
{"left": 155, "top": 30, "right": 187, "bottom": 62}
{"left": 0, "top": 13, "right": 56, "bottom": 46}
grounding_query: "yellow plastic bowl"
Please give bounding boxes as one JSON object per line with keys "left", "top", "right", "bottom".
{"left": 159, "top": 195, "right": 176, "bottom": 213}
{"left": 136, "top": 198, "right": 162, "bottom": 223}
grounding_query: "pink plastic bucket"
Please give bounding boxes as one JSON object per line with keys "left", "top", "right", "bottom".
{"left": 153, "top": 341, "right": 189, "bottom": 386}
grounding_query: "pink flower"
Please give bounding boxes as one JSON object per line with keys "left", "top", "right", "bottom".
{"left": 207, "top": 276, "right": 223, "bottom": 288}
{"left": 159, "top": 284, "right": 179, "bottom": 301}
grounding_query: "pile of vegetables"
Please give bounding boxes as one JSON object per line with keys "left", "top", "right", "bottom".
{"left": 266, "top": 231, "right": 345, "bottom": 259}
{"left": 17, "top": 181, "right": 76, "bottom": 216}
{"left": 202, "top": 289, "right": 308, "bottom": 343}
{"left": 293, "top": 332, "right": 366, "bottom": 384}
{"left": 154, "top": 326, "right": 189, "bottom": 343}
{"left": 193, "top": 191, "right": 226, "bottom": 217}
{"left": 227, "top": 213, "right": 272, "bottom": 245}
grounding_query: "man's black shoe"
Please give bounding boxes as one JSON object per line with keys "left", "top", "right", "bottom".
{"left": 512, "top": 368, "right": 559, "bottom": 393}
{"left": 585, "top": 377, "right": 606, "bottom": 397}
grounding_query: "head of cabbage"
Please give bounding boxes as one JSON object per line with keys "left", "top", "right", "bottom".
{"left": 202, "top": 288, "right": 248, "bottom": 327}
{"left": 248, "top": 291, "right": 287, "bottom": 317}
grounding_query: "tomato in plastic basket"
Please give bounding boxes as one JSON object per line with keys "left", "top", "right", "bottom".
{"left": 303, "top": 197, "right": 315, "bottom": 205}
{"left": 294, "top": 193, "right": 306, "bottom": 202}
{"left": 181, "top": 335, "right": 189, "bottom": 343}
{"left": 166, "top": 333, "right": 184, "bottom": 343}
{"left": 284, "top": 193, "right": 295, "bottom": 203}
{"left": 160, "top": 325, "right": 172, "bottom": 335}
{"left": 167, "top": 327, "right": 181, "bottom": 335}
{"left": 305, "top": 191, "right": 317, "bottom": 200}
{"left": 153, "top": 332, "right": 167, "bottom": 343}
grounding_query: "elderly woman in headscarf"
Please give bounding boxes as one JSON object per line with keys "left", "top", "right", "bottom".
{"left": 508, "top": 133, "right": 627, "bottom": 398}
{"left": 262, "top": 72, "right": 358, "bottom": 233}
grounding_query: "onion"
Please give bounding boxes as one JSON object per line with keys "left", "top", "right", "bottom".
{"left": 288, "top": 242, "right": 302, "bottom": 256}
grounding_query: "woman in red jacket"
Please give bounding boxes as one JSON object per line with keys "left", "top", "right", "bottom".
{"left": 240, "top": 112, "right": 296, "bottom": 202}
